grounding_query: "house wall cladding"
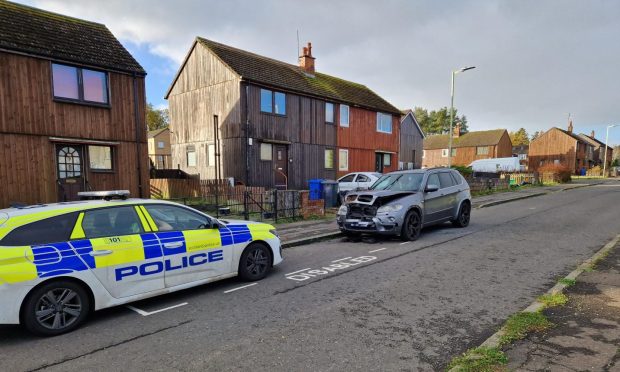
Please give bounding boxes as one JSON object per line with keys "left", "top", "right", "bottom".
{"left": 399, "top": 114, "right": 424, "bottom": 168}
{"left": 528, "top": 128, "right": 577, "bottom": 172}
{"left": 0, "top": 52, "right": 148, "bottom": 206}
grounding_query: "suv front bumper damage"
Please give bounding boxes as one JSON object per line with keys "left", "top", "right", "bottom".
{"left": 337, "top": 214, "right": 400, "bottom": 234}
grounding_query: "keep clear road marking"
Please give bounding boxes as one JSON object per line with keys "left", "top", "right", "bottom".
{"left": 223, "top": 282, "right": 257, "bottom": 294}
{"left": 369, "top": 247, "right": 387, "bottom": 253}
{"left": 126, "top": 302, "right": 188, "bottom": 316}
{"left": 332, "top": 256, "right": 353, "bottom": 263}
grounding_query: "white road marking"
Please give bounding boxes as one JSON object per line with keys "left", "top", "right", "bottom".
{"left": 529, "top": 207, "right": 536, "bottom": 210}
{"left": 368, "top": 247, "right": 387, "bottom": 253}
{"left": 286, "top": 256, "right": 378, "bottom": 282}
{"left": 331, "top": 257, "right": 353, "bottom": 263}
{"left": 285, "top": 268, "right": 312, "bottom": 276}
{"left": 399, "top": 241, "right": 411, "bottom": 245}
{"left": 126, "top": 302, "right": 188, "bottom": 316}
{"left": 223, "top": 283, "right": 257, "bottom": 293}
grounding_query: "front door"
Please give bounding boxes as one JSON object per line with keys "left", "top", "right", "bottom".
{"left": 56, "top": 144, "right": 85, "bottom": 201}
{"left": 274, "top": 145, "right": 288, "bottom": 190}
{"left": 375, "top": 153, "right": 384, "bottom": 173}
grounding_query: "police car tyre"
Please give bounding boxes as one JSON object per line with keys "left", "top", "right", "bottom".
{"left": 400, "top": 210, "right": 421, "bottom": 241}
{"left": 239, "top": 243, "right": 271, "bottom": 281}
{"left": 452, "top": 201, "right": 471, "bottom": 228}
{"left": 22, "top": 280, "right": 90, "bottom": 336}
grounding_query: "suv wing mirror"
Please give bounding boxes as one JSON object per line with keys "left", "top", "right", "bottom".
{"left": 425, "top": 184, "right": 440, "bottom": 193}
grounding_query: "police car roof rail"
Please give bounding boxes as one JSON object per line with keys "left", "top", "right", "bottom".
{"left": 77, "top": 190, "right": 130, "bottom": 201}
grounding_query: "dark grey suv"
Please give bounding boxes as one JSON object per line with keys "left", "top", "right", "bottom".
{"left": 336, "top": 168, "right": 471, "bottom": 241}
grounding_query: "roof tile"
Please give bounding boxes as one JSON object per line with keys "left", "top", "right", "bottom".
{"left": 423, "top": 129, "right": 508, "bottom": 149}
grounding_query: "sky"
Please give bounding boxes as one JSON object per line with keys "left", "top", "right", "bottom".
{"left": 19, "top": 0, "right": 620, "bottom": 146}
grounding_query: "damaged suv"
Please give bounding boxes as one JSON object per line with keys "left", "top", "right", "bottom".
{"left": 337, "top": 168, "right": 471, "bottom": 241}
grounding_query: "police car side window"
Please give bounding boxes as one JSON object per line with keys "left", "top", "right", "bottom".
{"left": 0, "top": 213, "right": 77, "bottom": 246}
{"left": 143, "top": 205, "right": 211, "bottom": 232}
{"left": 82, "top": 206, "right": 144, "bottom": 239}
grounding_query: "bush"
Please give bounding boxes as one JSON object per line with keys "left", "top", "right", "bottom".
{"left": 538, "top": 164, "right": 572, "bottom": 183}
{"left": 451, "top": 165, "right": 473, "bottom": 177}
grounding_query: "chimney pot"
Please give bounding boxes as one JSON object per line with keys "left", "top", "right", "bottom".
{"left": 453, "top": 123, "right": 462, "bottom": 138}
{"left": 299, "top": 41, "right": 316, "bottom": 74}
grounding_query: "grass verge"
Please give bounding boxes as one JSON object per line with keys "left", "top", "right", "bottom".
{"left": 447, "top": 347, "right": 507, "bottom": 372}
{"left": 537, "top": 293, "right": 568, "bottom": 308}
{"left": 498, "top": 312, "right": 552, "bottom": 346}
{"left": 558, "top": 278, "right": 576, "bottom": 287}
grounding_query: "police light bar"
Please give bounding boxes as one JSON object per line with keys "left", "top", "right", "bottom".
{"left": 78, "top": 190, "right": 130, "bottom": 201}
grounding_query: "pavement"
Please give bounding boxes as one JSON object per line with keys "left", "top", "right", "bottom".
{"left": 505, "top": 240, "right": 620, "bottom": 371}
{"left": 2, "top": 180, "right": 620, "bottom": 371}
{"left": 277, "top": 179, "right": 607, "bottom": 245}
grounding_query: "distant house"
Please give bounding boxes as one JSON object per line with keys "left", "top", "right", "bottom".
{"left": 512, "top": 145, "right": 529, "bottom": 170}
{"left": 0, "top": 1, "right": 148, "bottom": 207}
{"left": 399, "top": 110, "right": 425, "bottom": 170}
{"left": 576, "top": 131, "right": 614, "bottom": 168}
{"left": 148, "top": 128, "right": 172, "bottom": 169}
{"left": 528, "top": 122, "right": 594, "bottom": 174}
{"left": 166, "top": 38, "right": 400, "bottom": 189}
{"left": 422, "top": 126, "right": 512, "bottom": 168}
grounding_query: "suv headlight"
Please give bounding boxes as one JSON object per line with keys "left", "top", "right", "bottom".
{"left": 377, "top": 204, "right": 404, "bottom": 213}
{"left": 337, "top": 205, "right": 348, "bottom": 216}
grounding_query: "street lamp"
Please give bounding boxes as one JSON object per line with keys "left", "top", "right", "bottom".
{"left": 603, "top": 124, "right": 618, "bottom": 177}
{"left": 448, "top": 66, "right": 476, "bottom": 167}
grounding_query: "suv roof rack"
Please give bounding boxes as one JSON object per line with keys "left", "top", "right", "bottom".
{"left": 78, "top": 190, "right": 130, "bottom": 201}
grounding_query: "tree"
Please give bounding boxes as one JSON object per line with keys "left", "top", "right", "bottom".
{"left": 146, "top": 103, "right": 169, "bottom": 131}
{"left": 509, "top": 128, "right": 530, "bottom": 145}
{"left": 413, "top": 106, "right": 468, "bottom": 136}
{"left": 530, "top": 130, "right": 543, "bottom": 141}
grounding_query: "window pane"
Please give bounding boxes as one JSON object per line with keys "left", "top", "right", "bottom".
{"left": 325, "top": 103, "right": 334, "bottom": 123}
{"left": 357, "top": 174, "right": 370, "bottom": 182}
{"left": 274, "top": 92, "right": 286, "bottom": 115}
{"left": 187, "top": 150, "right": 196, "bottom": 167}
{"left": 339, "top": 174, "right": 355, "bottom": 182}
{"left": 383, "top": 153, "right": 391, "bottom": 166}
{"left": 88, "top": 145, "right": 112, "bottom": 170}
{"left": 52, "top": 64, "right": 79, "bottom": 99}
{"left": 427, "top": 173, "right": 440, "bottom": 188}
{"left": 0, "top": 213, "right": 77, "bottom": 246}
{"left": 144, "top": 205, "right": 211, "bottom": 231}
{"left": 377, "top": 113, "right": 392, "bottom": 133}
{"left": 340, "top": 105, "right": 349, "bottom": 127}
{"left": 339, "top": 149, "right": 348, "bottom": 170}
{"left": 260, "top": 89, "right": 272, "bottom": 113}
{"left": 439, "top": 172, "right": 455, "bottom": 188}
{"left": 325, "top": 149, "right": 334, "bottom": 168}
{"left": 82, "top": 69, "right": 108, "bottom": 103}
{"left": 207, "top": 144, "right": 216, "bottom": 166}
{"left": 158, "top": 141, "right": 165, "bottom": 149}
{"left": 260, "top": 143, "right": 272, "bottom": 161}
{"left": 82, "top": 207, "right": 143, "bottom": 239}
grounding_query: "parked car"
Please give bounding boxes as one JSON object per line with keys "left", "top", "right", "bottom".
{"left": 337, "top": 168, "right": 471, "bottom": 241}
{"left": 0, "top": 192, "right": 282, "bottom": 336}
{"left": 337, "top": 172, "right": 382, "bottom": 201}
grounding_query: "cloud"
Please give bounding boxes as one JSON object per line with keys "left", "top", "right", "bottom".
{"left": 23, "top": 0, "right": 620, "bottom": 143}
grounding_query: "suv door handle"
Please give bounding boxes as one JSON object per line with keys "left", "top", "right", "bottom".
{"left": 163, "top": 242, "right": 183, "bottom": 249}
{"left": 90, "top": 250, "right": 113, "bottom": 257}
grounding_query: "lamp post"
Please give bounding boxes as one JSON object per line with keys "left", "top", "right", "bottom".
{"left": 603, "top": 124, "right": 618, "bottom": 177}
{"left": 448, "top": 66, "right": 476, "bottom": 167}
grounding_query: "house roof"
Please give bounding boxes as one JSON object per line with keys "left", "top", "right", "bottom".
{"left": 551, "top": 127, "right": 584, "bottom": 142}
{"left": 423, "top": 129, "right": 508, "bottom": 150}
{"left": 0, "top": 1, "right": 145, "bottom": 75}
{"left": 400, "top": 109, "right": 425, "bottom": 138}
{"left": 181, "top": 37, "right": 399, "bottom": 114}
{"left": 148, "top": 128, "right": 169, "bottom": 138}
{"left": 577, "top": 133, "right": 608, "bottom": 148}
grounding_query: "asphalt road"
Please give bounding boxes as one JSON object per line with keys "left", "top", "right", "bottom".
{"left": 2, "top": 181, "right": 620, "bottom": 371}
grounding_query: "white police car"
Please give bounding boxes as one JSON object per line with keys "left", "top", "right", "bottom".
{"left": 0, "top": 192, "right": 282, "bottom": 336}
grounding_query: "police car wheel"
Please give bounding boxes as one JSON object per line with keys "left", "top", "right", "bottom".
{"left": 23, "top": 280, "right": 90, "bottom": 336}
{"left": 239, "top": 243, "right": 271, "bottom": 281}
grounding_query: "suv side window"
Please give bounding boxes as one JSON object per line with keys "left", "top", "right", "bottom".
{"left": 426, "top": 173, "right": 440, "bottom": 189}
{"left": 143, "top": 204, "right": 212, "bottom": 232}
{"left": 0, "top": 213, "right": 77, "bottom": 246}
{"left": 438, "top": 172, "right": 455, "bottom": 189}
{"left": 82, "top": 206, "right": 144, "bottom": 239}
{"left": 451, "top": 171, "right": 463, "bottom": 185}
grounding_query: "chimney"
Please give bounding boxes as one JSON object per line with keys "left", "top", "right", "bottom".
{"left": 567, "top": 118, "right": 573, "bottom": 133}
{"left": 299, "top": 42, "right": 315, "bottom": 74}
{"left": 453, "top": 123, "right": 462, "bottom": 138}
{"left": 591, "top": 130, "right": 595, "bottom": 138}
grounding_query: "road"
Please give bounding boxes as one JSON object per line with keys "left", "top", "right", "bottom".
{"left": 2, "top": 181, "right": 620, "bottom": 371}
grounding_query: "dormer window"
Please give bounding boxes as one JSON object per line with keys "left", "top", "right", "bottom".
{"left": 52, "top": 63, "right": 109, "bottom": 105}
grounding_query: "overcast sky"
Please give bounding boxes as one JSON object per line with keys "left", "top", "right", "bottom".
{"left": 20, "top": 0, "right": 620, "bottom": 145}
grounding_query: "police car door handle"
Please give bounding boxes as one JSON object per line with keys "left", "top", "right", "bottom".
{"left": 90, "top": 250, "right": 113, "bottom": 257}
{"left": 163, "top": 242, "right": 183, "bottom": 249}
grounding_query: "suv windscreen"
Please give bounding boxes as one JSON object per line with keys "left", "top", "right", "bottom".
{"left": 370, "top": 173, "right": 424, "bottom": 191}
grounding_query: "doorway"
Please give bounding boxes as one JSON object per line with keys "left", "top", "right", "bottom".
{"left": 274, "top": 145, "right": 288, "bottom": 190}
{"left": 56, "top": 144, "right": 85, "bottom": 201}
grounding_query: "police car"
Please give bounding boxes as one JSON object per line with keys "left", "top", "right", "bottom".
{"left": 0, "top": 191, "right": 283, "bottom": 336}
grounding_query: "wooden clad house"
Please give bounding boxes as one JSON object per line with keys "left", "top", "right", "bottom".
{"left": 398, "top": 110, "right": 425, "bottom": 170}
{"left": 422, "top": 126, "right": 512, "bottom": 168}
{"left": 529, "top": 122, "right": 594, "bottom": 174}
{"left": 0, "top": 1, "right": 148, "bottom": 207}
{"left": 148, "top": 128, "right": 172, "bottom": 169}
{"left": 576, "top": 131, "right": 613, "bottom": 168}
{"left": 165, "top": 38, "right": 401, "bottom": 189}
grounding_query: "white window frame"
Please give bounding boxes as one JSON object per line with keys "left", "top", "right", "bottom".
{"left": 476, "top": 146, "right": 489, "bottom": 155}
{"left": 338, "top": 149, "right": 349, "bottom": 171}
{"left": 186, "top": 147, "right": 197, "bottom": 167}
{"left": 383, "top": 153, "right": 391, "bottom": 166}
{"left": 207, "top": 144, "right": 216, "bottom": 166}
{"left": 325, "top": 102, "right": 334, "bottom": 123}
{"left": 376, "top": 112, "right": 392, "bottom": 134}
{"left": 340, "top": 105, "right": 349, "bottom": 127}
{"left": 260, "top": 143, "right": 273, "bottom": 161}
{"left": 422, "top": 150, "right": 426, "bottom": 158}
{"left": 441, "top": 149, "right": 449, "bottom": 157}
